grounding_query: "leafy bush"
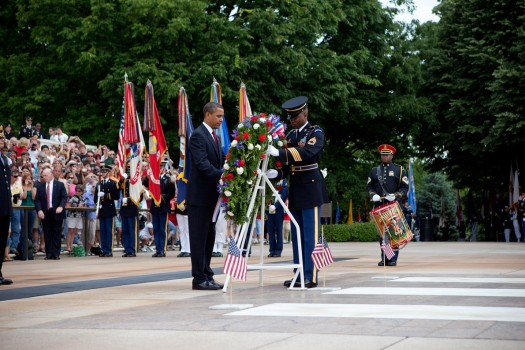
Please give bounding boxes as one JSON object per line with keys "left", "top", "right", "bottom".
{"left": 322, "top": 222, "right": 377, "bottom": 242}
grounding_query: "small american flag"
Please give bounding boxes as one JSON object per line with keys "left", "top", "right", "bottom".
{"left": 381, "top": 237, "right": 395, "bottom": 260}
{"left": 311, "top": 236, "right": 334, "bottom": 270}
{"left": 223, "top": 237, "right": 247, "bottom": 280}
{"left": 117, "top": 99, "right": 128, "bottom": 178}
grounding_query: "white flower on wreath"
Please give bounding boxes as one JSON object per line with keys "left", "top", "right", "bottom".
{"left": 223, "top": 163, "right": 230, "bottom": 170}
{"left": 267, "top": 135, "right": 272, "bottom": 142}
{"left": 219, "top": 179, "right": 224, "bottom": 185}
{"left": 247, "top": 180, "right": 253, "bottom": 185}
{"left": 255, "top": 144, "right": 261, "bottom": 150}
{"left": 277, "top": 140, "right": 283, "bottom": 147}
{"left": 253, "top": 123, "right": 260, "bottom": 130}
{"left": 238, "top": 123, "right": 244, "bottom": 129}
{"left": 231, "top": 140, "right": 238, "bottom": 147}
{"left": 259, "top": 117, "right": 266, "bottom": 123}
{"left": 224, "top": 190, "right": 232, "bottom": 197}
{"left": 227, "top": 211, "right": 234, "bottom": 217}
{"left": 256, "top": 169, "right": 262, "bottom": 175}
{"left": 236, "top": 167, "right": 244, "bottom": 175}
{"left": 248, "top": 143, "right": 254, "bottom": 150}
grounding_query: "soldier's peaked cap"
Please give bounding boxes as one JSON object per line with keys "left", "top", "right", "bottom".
{"left": 281, "top": 96, "right": 308, "bottom": 120}
{"left": 378, "top": 144, "right": 396, "bottom": 155}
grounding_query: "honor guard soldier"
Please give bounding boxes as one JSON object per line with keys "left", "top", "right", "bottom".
{"left": 148, "top": 161, "right": 175, "bottom": 257}
{"left": 96, "top": 165, "right": 120, "bottom": 257}
{"left": 366, "top": 144, "right": 409, "bottom": 266}
{"left": 119, "top": 163, "right": 141, "bottom": 257}
{"left": 19, "top": 116, "right": 38, "bottom": 139}
{"left": 268, "top": 96, "right": 329, "bottom": 288}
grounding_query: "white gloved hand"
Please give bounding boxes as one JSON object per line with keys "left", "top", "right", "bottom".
{"left": 372, "top": 194, "right": 381, "bottom": 202}
{"left": 321, "top": 168, "right": 328, "bottom": 178}
{"left": 267, "top": 145, "right": 279, "bottom": 157}
{"left": 269, "top": 205, "right": 276, "bottom": 214}
{"left": 179, "top": 204, "right": 185, "bottom": 211}
{"left": 97, "top": 192, "right": 105, "bottom": 198}
{"left": 266, "top": 169, "right": 278, "bottom": 179}
{"left": 386, "top": 194, "right": 396, "bottom": 202}
{"left": 122, "top": 173, "right": 128, "bottom": 179}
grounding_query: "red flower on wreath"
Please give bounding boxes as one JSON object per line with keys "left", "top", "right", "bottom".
{"left": 265, "top": 120, "right": 273, "bottom": 128}
{"left": 238, "top": 159, "right": 245, "bottom": 166}
{"left": 225, "top": 152, "right": 231, "bottom": 159}
{"left": 242, "top": 132, "right": 249, "bottom": 140}
{"left": 258, "top": 134, "right": 266, "bottom": 142}
{"left": 222, "top": 196, "right": 229, "bottom": 203}
{"left": 226, "top": 173, "right": 234, "bottom": 181}
{"left": 261, "top": 154, "right": 266, "bottom": 160}
{"left": 260, "top": 113, "right": 267, "bottom": 117}
{"left": 275, "top": 161, "right": 282, "bottom": 168}
{"left": 251, "top": 116, "right": 258, "bottom": 122}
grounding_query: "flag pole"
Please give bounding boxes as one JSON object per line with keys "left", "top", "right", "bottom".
{"left": 322, "top": 226, "right": 326, "bottom": 288}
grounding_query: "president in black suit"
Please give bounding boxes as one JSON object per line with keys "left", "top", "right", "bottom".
{"left": 35, "top": 168, "right": 67, "bottom": 260}
{"left": 187, "top": 102, "right": 225, "bottom": 290}
{"left": 0, "top": 151, "right": 14, "bottom": 284}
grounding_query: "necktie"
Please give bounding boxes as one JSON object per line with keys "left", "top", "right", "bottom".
{"left": 46, "top": 183, "right": 51, "bottom": 210}
{"left": 212, "top": 130, "right": 218, "bottom": 144}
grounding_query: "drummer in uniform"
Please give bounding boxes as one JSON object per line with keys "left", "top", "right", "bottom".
{"left": 119, "top": 162, "right": 141, "bottom": 257}
{"left": 268, "top": 96, "right": 329, "bottom": 288}
{"left": 96, "top": 164, "right": 120, "bottom": 257}
{"left": 366, "top": 144, "right": 409, "bottom": 266}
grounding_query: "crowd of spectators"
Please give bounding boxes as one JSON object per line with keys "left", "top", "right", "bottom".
{"left": 1, "top": 117, "right": 180, "bottom": 261}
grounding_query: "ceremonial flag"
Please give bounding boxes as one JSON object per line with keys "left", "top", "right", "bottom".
{"left": 347, "top": 199, "right": 353, "bottom": 224}
{"left": 509, "top": 164, "right": 514, "bottom": 207}
{"left": 238, "top": 82, "right": 252, "bottom": 122}
{"left": 210, "top": 79, "right": 231, "bottom": 154}
{"left": 117, "top": 98, "right": 127, "bottom": 178}
{"left": 311, "top": 235, "right": 334, "bottom": 270}
{"left": 357, "top": 208, "right": 362, "bottom": 223}
{"left": 407, "top": 160, "right": 417, "bottom": 214}
{"left": 513, "top": 168, "right": 520, "bottom": 209}
{"left": 381, "top": 238, "right": 395, "bottom": 260}
{"left": 335, "top": 202, "right": 340, "bottom": 224}
{"left": 176, "top": 87, "right": 194, "bottom": 210}
{"left": 123, "top": 82, "right": 140, "bottom": 144}
{"left": 143, "top": 80, "right": 167, "bottom": 206}
{"left": 223, "top": 237, "right": 247, "bottom": 280}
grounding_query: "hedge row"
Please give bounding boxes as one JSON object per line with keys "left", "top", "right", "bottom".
{"left": 322, "top": 222, "right": 377, "bottom": 242}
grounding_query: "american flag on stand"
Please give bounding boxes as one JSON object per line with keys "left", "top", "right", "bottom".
{"left": 381, "top": 236, "right": 395, "bottom": 260}
{"left": 311, "top": 235, "right": 334, "bottom": 270}
{"left": 223, "top": 237, "right": 247, "bottom": 281}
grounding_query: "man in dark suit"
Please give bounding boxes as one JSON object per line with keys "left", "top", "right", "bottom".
{"left": 267, "top": 179, "right": 289, "bottom": 258}
{"left": 96, "top": 165, "right": 120, "bottom": 257}
{"left": 35, "top": 168, "right": 67, "bottom": 260}
{"left": 0, "top": 148, "right": 14, "bottom": 284}
{"left": 187, "top": 102, "right": 225, "bottom": 290}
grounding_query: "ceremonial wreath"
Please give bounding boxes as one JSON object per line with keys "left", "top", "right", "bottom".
{"left": 218, "top": 113, "right": 286, "bottom": 224}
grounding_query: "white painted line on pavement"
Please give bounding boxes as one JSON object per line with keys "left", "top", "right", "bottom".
{"left": 226, "top": 303, "right": 525, "bottom": 322}
{"left": 392, "top": 277, "right": 525, "bottom": 284}
{"left": 326, "top": 287, "right": 525, "bottom": 297}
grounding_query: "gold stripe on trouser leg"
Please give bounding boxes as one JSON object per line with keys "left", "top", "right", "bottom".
{"left": 133, "top": 217, "right": 138, "bottom": 252}
{"left": 312, "top": 206, "right": 319, "bottom": 283}
{"left": 163, "top": 213, "right": 168, "bottom": 253}
{"left": 111, "top": 219, "right": 115, "bottom": 252}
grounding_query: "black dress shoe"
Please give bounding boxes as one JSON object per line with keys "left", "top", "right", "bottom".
{"left": 99, "top": 252, "right": 106, "bottom": 257}
{"left": 122, "top": 252, "right": 136, "bottom": 257}
{"left": 192, "top": 281, "right": 220, "bottom": 290}
{"left": 283, "top": 279, "right": 294, "bottom": 287}
{"left": 178, "top": 252, "right": 191, "bottom": 257}
{"left": 274, "top": 254, "right": 281, "bottom": 257}
{"left": 386, "top": 261, "right": 397, "bottom": 266}
{"left": 268, "top": 253, "right": 274, "bottom": 257}
{"left": 209, "top": 280, "right": 224, "bottom": 288}
{"left": 0, "top": 277, "right": 13, "bottom": 285}
{"left": 152, "top": 252, "right": 166, "bottom": 257}
{"left": 378, "top": 261, "right": 385, "bottom": 266}
{"left": 304, "top": 280, "right": 318, "bottom": 288}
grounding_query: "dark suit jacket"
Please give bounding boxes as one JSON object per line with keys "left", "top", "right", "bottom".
{"left": 187, "top": 124, "right": 224, "bottom": 207}
{"left": 34, "top": 179, "right": 67, "bottom": 219}
{"left": 0, "top": 156, "right": 12, "bottom": 217}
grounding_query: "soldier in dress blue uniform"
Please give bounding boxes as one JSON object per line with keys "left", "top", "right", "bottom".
{"left": 268, "top": 96, "right": 329, "bottom": 288}
{"left": 148, "top": 161, "right": 175, "bottom": 257}
{"left": 366, "top": 144, "right": 409, "bottom": 266}
{"left": 96, "top": 165, "right": 120, "bottom": 257}
{"left": 119, "top": 163, "right": 140, "bottom": 257}
{"left": 19, "top": 116, "right": 38, "bottom": 139}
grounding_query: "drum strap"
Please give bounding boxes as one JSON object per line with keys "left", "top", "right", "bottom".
{"left": 376, "top": 166, "right": 388, "bottom": 196}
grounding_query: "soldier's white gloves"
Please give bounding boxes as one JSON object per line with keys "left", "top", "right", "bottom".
{"left": 321, "top": 168, "right": 328, "bottom": 178}
{"left": 267, "top": 145, "right": 279, "bottom": 157}
{"left": 122, "top": 173, "right": 128, "bottom": 179}
{"left": 372, "top": 194, "right": 381, "bottom": 202}
{"left": 266, "top": 169, "right": 278, "bottom": 179}
{"left": 269, "top": 205, "right": 276, "bottom": 214}
{"left": 386, "top": 194, "right": 396, "bottom": 202}
{"left": 98, "top": 192, "right": 105, "bottom": 198}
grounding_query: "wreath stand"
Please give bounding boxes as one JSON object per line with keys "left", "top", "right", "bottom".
{"left": 222, "top": 148, "right": 306, "bottom": 292}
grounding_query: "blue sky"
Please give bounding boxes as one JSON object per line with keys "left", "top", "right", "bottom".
{"left": 380, "top": 0, "right": 440, "bottom": 23}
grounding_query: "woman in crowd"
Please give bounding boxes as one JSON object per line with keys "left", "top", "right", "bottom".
{"left": 19, "top": 171, "right": 37, "bottom": 259}
{"left": 65, "top": 185, "right": 86, "bottom": 253}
